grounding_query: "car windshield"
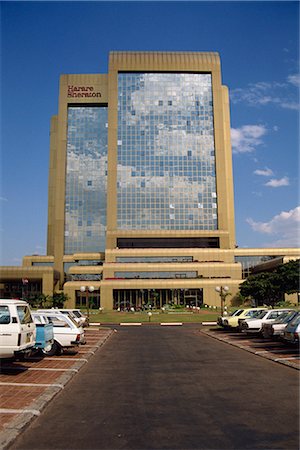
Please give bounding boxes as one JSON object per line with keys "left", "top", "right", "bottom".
{"left": 229, "top": 309, "right": 242, "bottom": 317}
{"left": 276, "top": 311, "right": 298, "bottom": 324}
{"left": 72, "top": 311, "right": 82, "bottom": 318}
{"left": 234, "top": 310, "right": 244, "bottom": 317}
{"left": 63, "top": 315, "right": 80, "bottom": 327}
{"left": 289, "top": 313, "right": 300, "bottom": 327}
{"left": 252, "top": 310, "right": 266, "bottom": 317}
{"left": 17, "top": 306, "right": 33, "bottom": 324}
{"left": 255, "top": 311, "right": 269, "bottom": 319}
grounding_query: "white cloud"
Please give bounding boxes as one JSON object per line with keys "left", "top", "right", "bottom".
{"left": 0, "top": 197, "right": 8, "bottom": 202}
{"left": 265, "top": 176, "right": 290, "bottom": 188}
{"left": 247, "top": 206, "right": 300, "bottom": 247}
{"left": 254, "top": 167, "right": 274, "bottom": 177}
{"left": 231, "top": 79, "right": 299, "bottom": 111}
{"left": 287, "top": 74, "right": 300, "bottom": 87}
{"left": 231, "top": 125, "right": 267, "bottom": 153}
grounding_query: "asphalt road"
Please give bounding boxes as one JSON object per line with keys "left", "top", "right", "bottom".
{"left": 10, "top": 325, "right": 299, "bottom": 450}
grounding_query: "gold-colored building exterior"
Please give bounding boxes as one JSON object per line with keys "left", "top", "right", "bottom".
{"left": 1, "top": 52, "right": 299, "bottom": 308}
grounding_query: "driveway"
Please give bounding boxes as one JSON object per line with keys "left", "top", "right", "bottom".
{"left": 9, "top": 324, "right": 299, "bottom": 450}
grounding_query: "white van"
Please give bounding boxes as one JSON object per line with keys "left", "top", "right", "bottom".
{"left": 0, "top": 299, "right": 36, "bottom": 359}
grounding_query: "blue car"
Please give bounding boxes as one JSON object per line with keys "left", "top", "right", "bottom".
{"left": 32, "top": 313, "right": 54, "bottom": 354}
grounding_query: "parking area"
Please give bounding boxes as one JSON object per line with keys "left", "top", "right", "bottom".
{"left": 0, "top": 327, "right": 113, "bottom": 448}
{"left": 201, "top": 326, "right": 300, "bottom": 370}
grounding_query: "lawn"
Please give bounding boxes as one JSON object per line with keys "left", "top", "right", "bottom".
{"left": 87, "top": 309, "right": 220, "bottom": 323}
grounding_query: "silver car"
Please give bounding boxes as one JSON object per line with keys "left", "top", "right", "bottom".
{"left": 282, "top": 313, "right": 300, "bottom": 345}
{"left": 261, "top": 310, "right": 299, "bottom": 339}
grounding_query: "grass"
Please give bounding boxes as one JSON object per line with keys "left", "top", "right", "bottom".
{"left": 87, "top": 309, "right": 220, "bottom": 323}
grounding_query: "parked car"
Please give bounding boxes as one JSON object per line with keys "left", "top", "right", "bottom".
{"left": 241, "top": 309, "right": 293, "bottom": 335}
{"left": 32, "top": 312, "right": 54, "bottom": 354}
{"left": 37, "top": 308, "right": 88, "bottom": 327}
{"left": 223, "top": 307, "right": 268, "bottom": 329}
{"left": 58, "top": 309, "right": 88, "bottom": 327}
{"left": 282, "top": 313, "right": 300, "bottom": 345}
{"left": 217, "top": 309, "right": 243, "bottom": 327}
{"left": 37, "top": 310, "right": 85, "bottom": 356}
{"left": 0, "top": 299, "right": 36, "bottom": 359}
{"left": 261, "top": 310, "right": 299, "bottom": 339}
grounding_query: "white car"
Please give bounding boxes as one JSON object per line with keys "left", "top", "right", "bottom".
{"left": 261, "top": 310, "right": 299, "bottom": 339}
{"left": 37, "top": 308, "right": 88, "bottom": 327}
{"left": 241, "top": 309, "right": 293, "bottom": 335}
{"left": 217, "top": 309, "right": 243, "bottom": 327}
{"left": 58, "top": 309, "right": 88, "bottom": 327}
{"left": 36, "top": 310, "right": 85, "bottom": 355}
{"left": 0, "top": 299, "right": 36, "bottom": 359}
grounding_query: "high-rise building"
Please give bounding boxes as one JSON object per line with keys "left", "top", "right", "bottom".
{"left": 1, "top": 52, "right": 298, "bottom": 308}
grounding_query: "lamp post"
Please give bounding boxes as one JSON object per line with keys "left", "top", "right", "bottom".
{"left": 80, "top": 285, "right": 95, "bottom": 324}
{"left": 215, "top": 285, "right": 229, "bottom": 316}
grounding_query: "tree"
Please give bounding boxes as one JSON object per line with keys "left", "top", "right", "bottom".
{"left": 240, "top": 272, "right": 282, "bottom": 307}
{"left": 239, "top": 259, "right": 300, "bottom": 307}
{"left": 275, "top": 259, "right": 300, "bottom": 295}
{"left": 51, "top": 292, "right": 68, "bottom": 308}
{"left": 27, "top": 292, "right": 68, "bottom": 309}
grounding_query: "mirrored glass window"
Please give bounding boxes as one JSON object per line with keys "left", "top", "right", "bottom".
{"left": 117, "top": 73, "right": 218, "bottom": 230}
{"left": 65, "top": 106, "right": 108, "bottom": 254}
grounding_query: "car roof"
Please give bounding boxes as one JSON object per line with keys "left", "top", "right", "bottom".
{"left": 0, "top": 299, "right": 29, "bottom": 305}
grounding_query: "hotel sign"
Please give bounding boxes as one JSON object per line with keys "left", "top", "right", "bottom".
{"left": 67, "top": 85, "right": 102, "bottom": 98}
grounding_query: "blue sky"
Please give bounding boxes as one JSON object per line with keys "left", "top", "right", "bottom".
{"left": 1, "top": 1, "right": 299, "bottom": 265}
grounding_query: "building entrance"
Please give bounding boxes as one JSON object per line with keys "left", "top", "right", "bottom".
{"left": 75, "top": 290, "right": 100, "bottom": 309}
{"left": 113, "top": 288, "right": 203, "bottom": 310}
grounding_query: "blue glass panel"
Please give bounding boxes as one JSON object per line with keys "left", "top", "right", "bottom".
{"left": 117, "top": 73, "right": 218, "bottom": 230}
{"left": 64, "top": 106, "right": 108, "bottom": 253}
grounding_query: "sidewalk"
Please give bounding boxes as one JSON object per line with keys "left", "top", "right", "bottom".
{"left": 0, "top": 327, "right": 113, "bottom": 449}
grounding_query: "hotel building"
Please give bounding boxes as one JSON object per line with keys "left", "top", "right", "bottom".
{"left": 1, "top": 52, "right": 298, "bottom": 308}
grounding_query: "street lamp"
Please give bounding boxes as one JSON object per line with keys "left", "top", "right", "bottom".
{"left": 215, "top": 285, "right": 229, "bottom": 317}
{"left": 80, "top": 285, "right": 95, "bottom": 324}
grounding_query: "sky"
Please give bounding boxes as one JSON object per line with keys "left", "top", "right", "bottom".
{"left": 0, "top": 0, "right": 299, "bottom": 266}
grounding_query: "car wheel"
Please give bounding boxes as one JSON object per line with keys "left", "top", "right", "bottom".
{"left": 42, "top": 340, "right": 61, "bottom": 356}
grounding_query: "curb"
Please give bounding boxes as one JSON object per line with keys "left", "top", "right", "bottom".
{"left": 0, "top": 330, "right": 113, "bottom": 450}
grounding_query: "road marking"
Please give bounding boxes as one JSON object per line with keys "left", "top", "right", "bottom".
{"left": 160, "top": 323, "right": 183, "bottom": 326}
{"left": 28, "top": 367, "right": 79, "bottom": 372}
{"left": 38, "top": 357, "right": 88, "bottom": 362}
{"left": 120, "top": 323, "right": 142, "bottom": 326}
{"left": 0, "top": 382, "right": 64, "bottom": 388}
{"left": 2, "top": 366, "right": 78, "bottom": 373}
{"left": 274, "top": 357, "right": 300, "bottom": 361}
{"left": 0, "top": 408, "right": 40, "bottom": 416}
{"left": 201, "top": 322, "right": 217, "bottom": 325}
{"left": 82, "top": 345, "right": 100, "bottom": 348}
{"left": 77, "top": 350, "right": 95, "bottom": 355}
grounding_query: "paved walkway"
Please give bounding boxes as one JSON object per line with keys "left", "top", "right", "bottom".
{"left": 0, "top": 327, "right": 113, "bottom": 449}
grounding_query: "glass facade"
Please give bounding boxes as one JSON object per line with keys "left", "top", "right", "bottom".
{"left": 65, "top": 106, "right": 108, "bottom": 254}
{"left": 114, "top": 271, "right": 197, "bottom": 279}
{"left": 117, "top": 72, "right": 217, "bottom": 230}
{"left": 235, "top": 256, "right": 278, "bottom": 278}
{"left": 116, "top": 256, "right": 193, "bottom": 263}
